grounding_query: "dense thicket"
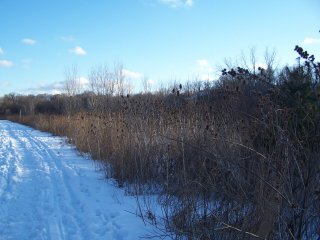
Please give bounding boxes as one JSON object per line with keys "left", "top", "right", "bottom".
{"left": 1, "top": 46, "right": 319, "bottom": 239}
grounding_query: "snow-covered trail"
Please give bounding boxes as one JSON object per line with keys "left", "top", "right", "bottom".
{"left": 0, "top": 120, "right": 154, "bottom": 240}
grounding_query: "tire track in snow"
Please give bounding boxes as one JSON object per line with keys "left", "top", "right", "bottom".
{"left": 0, "top": 120, "right": 159, "bottom": 240}
{"left": 0, "top": 123, "right": 29, "bottom": 238}
{"left": 0, "top": 122, "right": 93, "bottom": 240}
{"left": 0, "top": 122, "right": 52, "bottom": 239}
{"left": 19, "top": 128, "right": 90, "bottom": 240}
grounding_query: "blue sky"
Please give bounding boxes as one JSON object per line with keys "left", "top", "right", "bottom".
{"left": 0, "top": 0, "right": 319, "bottom": 96}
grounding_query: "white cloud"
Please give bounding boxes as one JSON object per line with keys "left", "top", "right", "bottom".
{"left": 0, "top": 60, "right": 13, "bottom": 68}
{"left": 69, "top": 46, "right": 87, "bottom": 56}
{"left": 78, "top": 77, "right": 90, "bottom": 90}
{"left": 25, "top": 81, "right": 65, "bottom": 95}
{"left": 302, "top": 37, "right": 320, "bottom": 45}
{"left": 148, "top": 78, "right": 156, "bottom": 85}
{"left": 159, "top": 0, "right": 194, "bottom": 8}
{"left": 196, "top": 59, "right": 213, "bottom": 72}
{"left": 253, "top": 63, "right": 268, "bottom": 70}
{"left": 200, "top": 74, "right": 214, "bottom": 81}
{"left": 26, "top": 77, "right": 90, "bottom": 95}
{"left": 197, "top": 59, "right": 209, "bottom": 68}
{"left": 22, "top": 38, "right": 37, "bottom": 45}
{"left": 0, "top": 81, "right": 10, "bottom": 88}
{"left": 195, "top": 59, "right": 215, "bottom": 81}
{"left": 112, "top": 81, "right": 135, "bottom": 94}
{"left": 185, "top": 0, "right": 193, "bottom": 7}
{"left": 0, "top": 48, "right": 4, "bottom": 55}
{"left": 122, "top": 69, "right": 143, "bottom": 79}
{"left": 159, "top": 0, "right": 180, "bottom": 8}
{"left": 60, "top": 35, "right": 75, "bottom": 42}
{"left": 21, "top": 59, "right": 32, "bottom": 64}
{"left": 21, "top": 59, "right": 33, "bottom": 70}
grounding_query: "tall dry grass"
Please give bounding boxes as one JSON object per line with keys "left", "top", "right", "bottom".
{"left": 5, "top": 48, "right": 320, "bottom": 239}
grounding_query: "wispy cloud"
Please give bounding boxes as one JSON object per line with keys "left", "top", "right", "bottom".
{"left": 0, "top": 60, "right": 13, "bottom": 68}
{"left": 253, "top": 63, "right": 268, "bottom": 70}
{"left": 0, "top": 48, "right": 4, "bottom": 55}
{"left": 196, "top": 59, "right": 213, "bottom": 72}
{"left": 148, "top": 78, "right": 156, "bottom": 85}
{"left": 0, "top": 81, "right": 10, "bottom": 88}
{"left": 26, "top": 77, "right": 90, "bottom": 95}
{"left": 197, "top": 59, "right": 209, "bottom": 68}
{"left": 21, "top": 59, "right": 33, "bottom": 70}
{"left": 302, "top": 37, "right": 320, "bottom": 45}
{"left": 69, "top": 46, "right": 87, "bottom": 56}
{"left": 21, "top": 59, "right": 32, "bottom": 64}
{"left": 196, "top": 59, "right": 215, "bottom": 81}
{"left": 199, "top": 74, "right": 214, "bottom": 81}
{"left": 22, "top": 38, "right": 37, "bottom": 45}
{"left": 26, "top": 81, "right": 64, "bottom": 95}
{"left": 78, "top": 77, "right": 90, "bottom": 90}
{"left": 159, "top": 0, "right": 194, "bottom": 8}
{"left": 123, "top": 69, "right": 143, "bottom": 79}
{"left": 185, "top": 0, "right": 193, "bottom": 7}
{"left": 60, "top": 35, "right": 75, "bottom": 42}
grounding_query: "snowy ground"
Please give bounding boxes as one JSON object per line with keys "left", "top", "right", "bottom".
{"left": 0, "top": 120, "right": 161, "bottom": 240}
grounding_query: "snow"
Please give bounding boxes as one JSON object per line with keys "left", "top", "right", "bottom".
{"left": 0, "top": 120, "right": 159, "bottom": 240}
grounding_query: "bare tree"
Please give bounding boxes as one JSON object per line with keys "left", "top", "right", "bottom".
{"left": 89, "top": 67, "right": 100, "bottom": 95}
{"left": 113, "top": 62, "right": 125, "bottom": 96}
{"left": 89, "top": 64, "right": 115, "bottom": 96}
{"left": 142, "top": 75, "right": 151, "bottom": 93}
{"left": 64, "top": 65, "right": 80, "bottom": 96}
{"left": 64, "top": 65, "right": 81, "bottom": 116}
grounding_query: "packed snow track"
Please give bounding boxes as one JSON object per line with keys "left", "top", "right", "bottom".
{"left": 0, "top": 120, "right": 154, "bottom": 240}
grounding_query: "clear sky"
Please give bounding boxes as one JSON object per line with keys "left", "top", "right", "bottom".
{"left": 0, "top": 0, "right": 319, "bottom": 96}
